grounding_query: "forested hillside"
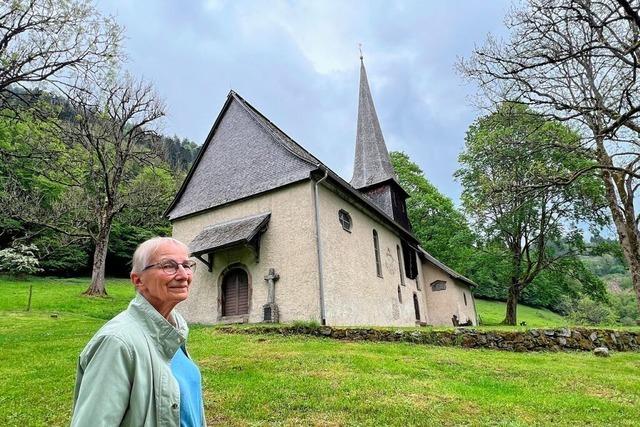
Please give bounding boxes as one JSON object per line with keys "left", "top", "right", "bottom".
{"left": 0, "top": 90, "right": 200, "bottom": 277}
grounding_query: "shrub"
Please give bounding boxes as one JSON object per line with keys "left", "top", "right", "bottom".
{"left": 554, "top": 295, "right": 575, "bottom": 316}
{"left": 568, "top": 296, "right": 616, "bottom": 326}
{"left": 0, "top": 244, "right": 42, "bottom": 277}
{"left": 609, "top": 292, "right": 640, "bottom": 326}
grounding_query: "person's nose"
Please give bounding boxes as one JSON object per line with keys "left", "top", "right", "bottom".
{"left": 174, "top": 264, "right": 189, "bottom": 279}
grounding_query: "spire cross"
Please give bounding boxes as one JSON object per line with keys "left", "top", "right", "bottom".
{"left": 358, "top": 43, "right": 363, "bottom": 61}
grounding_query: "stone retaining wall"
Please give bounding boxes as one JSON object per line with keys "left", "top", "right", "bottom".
{"left": 216, "top": 325, "right": 640, "bottom": 352}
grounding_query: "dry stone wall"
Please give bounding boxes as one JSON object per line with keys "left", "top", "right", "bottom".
{"left": 216, "top": 325, "right": 640, "bottom": 352}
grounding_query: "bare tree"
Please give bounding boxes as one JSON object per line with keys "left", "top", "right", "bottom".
{"left": 61, "top": 73, "right": 166, "bottom": 295}
{"left": 0, "top": 0, "right": 121, "bottom": 106}
{"left": 460, "top": 0, "right": 640, "bottom": 316}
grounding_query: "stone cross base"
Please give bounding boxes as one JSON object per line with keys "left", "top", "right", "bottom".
{"left": 262, "top": 303, "right": 279, "bottom": 323}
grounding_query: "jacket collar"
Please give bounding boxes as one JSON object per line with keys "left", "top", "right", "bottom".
{"left": 128, "top": 293, "right": 189, "bottom": 360}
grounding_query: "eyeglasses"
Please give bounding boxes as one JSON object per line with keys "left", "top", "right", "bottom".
{"left": 142, "top": 260, "right": 197, "bottom": 275}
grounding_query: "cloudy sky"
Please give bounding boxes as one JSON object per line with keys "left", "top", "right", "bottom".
{"left": 96, "top": 1, "right": 512, "bottom": 204}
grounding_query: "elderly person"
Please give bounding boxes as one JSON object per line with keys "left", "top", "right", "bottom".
{"left": 71, "top": 237, "right": 205, "bottom": 427}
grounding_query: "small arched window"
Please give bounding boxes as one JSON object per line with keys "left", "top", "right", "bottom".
{"left": 397, "top": 285, "right": 402, "bottom": 303}
{"left": 338, "top": 209, "right": 352, "bottom": 232}
{"left": 373, "top": 229, "right": 382, "bottom": 277}
{"left": 431, "top": 280, "right": 447, "bottom": 292}
{"left": 464, "top": 292, "right": 468, "bottom": 306}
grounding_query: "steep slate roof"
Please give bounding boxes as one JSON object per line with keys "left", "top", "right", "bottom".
{"left": 165, "top": 90, "right": 418, "bottom": 245}
{"left": 189, "top": 212, "right": 271, "bottom": 256}
{"left": 166, "top": 92, "right": 319, "bottom": 220}
{"left": 418, "top": 247, "right": 477, "bottom": 288}
{"left": 350, "top": 58, "right": 399, "bottom": 189}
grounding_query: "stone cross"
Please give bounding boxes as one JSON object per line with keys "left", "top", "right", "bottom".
{"left": 264, "top": 268, "right": 280, "bottom": 304}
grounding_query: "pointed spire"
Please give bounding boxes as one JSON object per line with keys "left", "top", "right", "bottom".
{"left": 350, "top": 55, "right": 397, "bottom": 189}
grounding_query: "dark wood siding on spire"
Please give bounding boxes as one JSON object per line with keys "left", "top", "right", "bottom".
{"left": 391, "top": 184, "right": 411, "bottom": 231}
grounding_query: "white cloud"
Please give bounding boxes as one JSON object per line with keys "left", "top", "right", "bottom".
{"left": 95, "top": 0, "right": 512, "bottom": 203}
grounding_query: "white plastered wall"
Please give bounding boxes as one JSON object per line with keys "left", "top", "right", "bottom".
{"left": 317, "top": 184, "right": 425, "bottom": 326}
{"left": 171, "top": 181, "right": 320, "bottom": 324}
{"left": 420, "top": 262, "right": 477, "bottom": 326}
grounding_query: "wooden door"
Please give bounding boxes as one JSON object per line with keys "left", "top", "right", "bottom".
{"left": 222, "top": 269, "right": 249, "bottom": 316}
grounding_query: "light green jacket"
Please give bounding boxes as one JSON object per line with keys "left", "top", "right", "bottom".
{"left": 70, "top": 293, "right": 206, "bottom": 427}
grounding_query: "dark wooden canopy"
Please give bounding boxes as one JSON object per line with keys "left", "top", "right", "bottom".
{"left": 189, "top": 212, "right": 270, "bottom": 271}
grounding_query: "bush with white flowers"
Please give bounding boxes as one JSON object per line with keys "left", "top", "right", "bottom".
{"left": 0, "top": 244, "right": 42, "bottom": 276}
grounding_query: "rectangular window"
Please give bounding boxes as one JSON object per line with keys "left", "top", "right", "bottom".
{"left": 373, "top": 230, "right": 382, "bottom": 278}
{"left": 396, "top": 245, "right": 405, "bottom": 286}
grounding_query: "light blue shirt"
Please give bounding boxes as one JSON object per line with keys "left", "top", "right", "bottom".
{"left": 171, "top": 346, "right": 204, "bottom": 427}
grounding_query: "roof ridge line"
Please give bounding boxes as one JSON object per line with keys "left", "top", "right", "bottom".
{"left": 230, "top": 92, "right": 323, "bottom": 169}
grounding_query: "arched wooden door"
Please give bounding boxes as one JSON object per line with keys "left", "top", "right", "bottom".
{"left": 222, "top": 268, "right": 249, "bottom": 316}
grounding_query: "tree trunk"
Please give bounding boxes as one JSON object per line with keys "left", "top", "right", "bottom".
{"left": 629, "top": 256, "right": 640, "bottom": 324}
{"left": 83, "top": 217, "right": 113, "bottom": 296}
{"left": 596, "top": 138, "right": 640, "bottom": 321}
{"left": 613, "top": 218, "right": 640, "bottom": 321}
{"left": 503, "top": 284, "right": 520, "bottom": 326}
{"left": 504, "top": 236, "right": 523, "bottom": 326}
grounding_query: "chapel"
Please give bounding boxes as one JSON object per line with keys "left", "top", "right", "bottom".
{"left": 166, "top": 58, "right": 478, "bottom": 327}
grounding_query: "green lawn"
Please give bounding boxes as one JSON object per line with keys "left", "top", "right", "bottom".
{"left": 1, "top": 276, "right": 640, "bottom": 426}
{"left": 475, "top": 298, "right": 568, "bottom": 327}
{"left": 0, "top": 275, "right": 135, "bottom": 319}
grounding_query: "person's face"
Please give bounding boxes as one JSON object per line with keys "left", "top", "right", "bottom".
{"left": 131, "top": 242, "right": 193, "bottom": 314}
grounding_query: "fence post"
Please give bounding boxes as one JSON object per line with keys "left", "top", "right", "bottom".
{"left": 26, "top": 284, "right": 33, "bottom": 312}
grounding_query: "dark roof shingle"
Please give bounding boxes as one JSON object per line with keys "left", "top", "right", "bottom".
{"left": 166, "top": 93, "right": 317, "bottom": 220}
{"left": 350, "top": 59, "right": 398, "bottom": 189}
{"left": 189, "top": 212, "right": 271, "bottom": 255}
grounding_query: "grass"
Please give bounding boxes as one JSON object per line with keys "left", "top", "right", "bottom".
{"left": 475, "top": 298, "right": 568, "bottom": 328}
{"left": 2, "top": 276, "right": 640, "bottom": 426}
{"left": 0, "top": 275, "right": 134, "bottom": 319}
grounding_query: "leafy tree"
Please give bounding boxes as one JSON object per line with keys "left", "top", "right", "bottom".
{"left": 569, "top": 295, "right": 616, "bottom": 326}
{"left": 0, "top": 0, "right": 121, "bottom": 108}
{"left": 390, "top": 151, "right": 475, "bottom": 274}
{"left": 522, "top": 255, "right": 606, "bottom": 312}
{"left": 459, "top": 0, "right": 640, "bottom": 317}
{"left": 609, "top": 292, "right": 640, "bottom": 325}
{"left": 160, "top": 135, "right": 200, "bottom": 172}
{"left": 0, "top": 73, "right": 169, "bottom": 294}
{"left": 0, "top": 97, "right": 198, "bottom": 280}
{"left": 106, "top": 167, "right": 175, "bottom": 276}
{"left": 456, "top": 103, "right": 606, "bottom": 324}
{"left": 35, "top": 235, "right": 90, "bottom": 275}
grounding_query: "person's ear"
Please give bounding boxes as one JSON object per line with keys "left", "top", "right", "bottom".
{"left": 131, "top": 272, "right": 144, "bottom": 292}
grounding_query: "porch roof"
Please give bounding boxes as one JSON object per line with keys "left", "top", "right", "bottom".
{"left": 189, "top": 212, "right": 271, "bottom": 256}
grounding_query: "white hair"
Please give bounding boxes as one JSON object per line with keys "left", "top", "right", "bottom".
{"left": 131, "top": 237, "right": 189, "bottom": 274}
